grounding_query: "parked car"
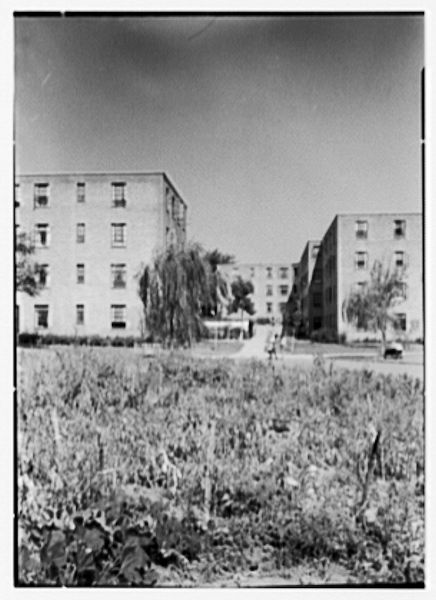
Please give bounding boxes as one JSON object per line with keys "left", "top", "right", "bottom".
{"left": 384, "top": 342, "right": 404, "bottom": 360}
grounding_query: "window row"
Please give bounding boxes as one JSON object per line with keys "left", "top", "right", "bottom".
{"left": 266, "top": 302, "right": 287, "bottom": 314}
{"left": 266, "top": 285, "right": 289, "bottom": 297}
{"left": 33, "top": 182, "right": 128, "bottom": 208}
{"left": 34, "top": 304, "right": 127, "bottom": 329}
{"left": 354, "top": 219, "right": 407, "bottom": 239}
{"left": 34, "top": 223, "right": 127, "bottom": 247}
{"left": 35, "top": 264, "right": 128, "bottom": 288}
{"left": 354, "top": 251, "right": 406, "bottom": 270}
{"left": 233, "top": 266, "right": 289, "bottom": 279}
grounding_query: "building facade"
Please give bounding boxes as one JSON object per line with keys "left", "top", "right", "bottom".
{"left": 219, "top": 262, "right": 294, "bottom": 323}
{"left": 16, "top": 172, "right": 187, "bottom": 337}
{"left": 296, "top": 240, "right": 322, "bottom": 335}
{"left": 321, "top": 212, "right": 423, "bottom": 341}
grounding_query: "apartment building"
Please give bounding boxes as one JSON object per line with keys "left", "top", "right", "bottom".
{"left": 321, "top": 212, "right": 423, "bottom": 340}
{"left": 219, "top": 262, "right": 294, "bottom": 323}
{"left": 296, "top": 240, "right": 322, "bottom": 335}
{"left": 15, "top": 172, "right": 187, "bottom": 337}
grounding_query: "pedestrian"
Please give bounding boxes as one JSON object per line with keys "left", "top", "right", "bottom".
{"left": 266, "top": 333, "right": 278, "bottom": 361}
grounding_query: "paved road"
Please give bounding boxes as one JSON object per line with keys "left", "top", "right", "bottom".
{"left": 232, "top": 326, "right": 423, "bottom": 379}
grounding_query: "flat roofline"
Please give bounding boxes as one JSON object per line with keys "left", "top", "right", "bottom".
{"left": 16, "top": 171, "right": 169, "bottom": 178}
{"left": 335, "top": 211, "right": 422, "bottom": 217}
{"left": 16, "top": 171, "right": 188, "bottom": 207}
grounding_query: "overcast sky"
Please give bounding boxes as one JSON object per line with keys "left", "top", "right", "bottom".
{"left": 14, "top": 14, "right": 424, "bottom": 263}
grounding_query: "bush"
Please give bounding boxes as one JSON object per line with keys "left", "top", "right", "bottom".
{"left": 17, "top": 332, "right": 40, "bottom": 347}
{"left": 256, "top": 317, "right": 272, "bottom": 325}
{"left": 18, "top": 333, "right": 143, "bottom": 348}
{"left": 310, "top": 328, "right": 339, "bottom": 344}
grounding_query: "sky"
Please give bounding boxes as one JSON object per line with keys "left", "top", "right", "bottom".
{"left": 14, "top": 14, "right": 424, "bottom": 263}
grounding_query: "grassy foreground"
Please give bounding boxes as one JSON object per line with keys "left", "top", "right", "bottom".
{"left": 17, "top": 348, "right": 424, "bottom": 586}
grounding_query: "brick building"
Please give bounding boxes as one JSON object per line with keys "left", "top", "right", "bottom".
{"left": 15, "top": 172, "right": 187, "bottom": 337}
{"left": 219, "top": 262, "right": 294, "bottom": 323}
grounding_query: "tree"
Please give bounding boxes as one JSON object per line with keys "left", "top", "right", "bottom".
{"left": 202, "top": 249, "right": 234, "bottom": 318}
{"left": 282, "top": 292, "right": 302, "bottom": 337}
{"left": 228, "top": 276, "right": 255, "bottom": 318}
{"left": 16, "top": 231, "right": 43, "bottom": 296}
{"left": 342, "top": 260, "right": 407, "bottom": 350}
{"left": 138, "top": 242, "right": 211, "bottom": 348}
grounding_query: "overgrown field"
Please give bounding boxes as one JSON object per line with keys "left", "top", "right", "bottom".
{"left": 17, "top": 348, "right": 424, "bottom": 586}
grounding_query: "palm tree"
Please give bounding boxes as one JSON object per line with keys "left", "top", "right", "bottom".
{"left": 203, "top": 249, "right": 234, "bottom": 318}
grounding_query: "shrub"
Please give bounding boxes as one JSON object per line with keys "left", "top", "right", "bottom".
{"left": 310, "top": 328, "right": 338, "bottom": 344}
{"left": 17, "top": 332, "right": 40, "bottom": 347}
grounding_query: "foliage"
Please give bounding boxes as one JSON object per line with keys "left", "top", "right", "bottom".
{"left": 202, "top": 249, "right": 234, "bottom": 318}
{"left": 343, "top": 261, "right": 407, "bottom": 348}
{"left": 18, "top": 348, "right": 424, "bottom": 586}
{"left": 310, "top": 328, "right": 346, "bottom": 345}
{"left": 228, "top": 276, "right": 255, "bottom": 317}
{"left": 282, "top": 292, "right": 303, "bottom": 337}
{"left": 138, "top": 243, "right": 211, "bottom": 348}
{"left": 17, "top": 333, "right": 144, "bottom": 348}
{"left": 16, "top": 232, "right": 43, "bottom": 296}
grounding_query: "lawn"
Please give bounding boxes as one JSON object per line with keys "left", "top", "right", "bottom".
{"left": 17, "top": 347, "right": 424, "bottom": 586}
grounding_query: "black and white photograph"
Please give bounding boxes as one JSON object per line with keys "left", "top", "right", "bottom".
{"left": 13, "top": 10, "right": 426, "bottom": 589}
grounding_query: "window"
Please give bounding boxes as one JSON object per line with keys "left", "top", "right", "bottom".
{"left": 266, "top": 267, "right": 272, "bottom": 278}
{"left": 34, "top": 305, "right": 49, "bottom": 329}
{"left": 355, "top": 251, "right": 368, "bottom": 270}
{"left": 266, "top": 285, "right": 273, "bottom": 297}
{"left": 313, "top": 293, "right": 322, "bottom": 308}
{"left": 250, "top": 267, "right": 255, "bottom": 278}
{"left": 38, "top": 264, "right": 49, "bottom": 288}
{"left": 394, "top": 220, "right": 406, "bottom": 238}
{"left": 266, "top": 302, "right": 273, "bottom": 314}
{"left": 311, "top": 244, "right": 320, "bottom": 258}
{"left": 355, "top": 220, "right": 368, "bottom": 239}
{"left": 395, "top": 313, "right": 407, "bottom": 331}
{"left": 279, "top": 302, "right": 287, "bottom": 313}
{"left": 77, "top": 183, "right": 86, "bottom": 203}
{"left": 111, "top": 263, "right": 127, "bottom": 288}
{"left": 15, "top": 183, "right": 20, "bottom": 208}
{"left": 76, "top": 223, "right": 85, "bottom": 243}
{"left": 394, "top": 251, "right": 405, "bottom": 268}
{"left": 77, "top": 264, "right": 85, "bottom": 284}
{"left": 35, "top": 224, "right": 50, "bottom": 247}
{"left": 279, "top": 285, "right": 289, "bottom": 296}
{"left": 76, "top": 304, "right": 85, "bottom": 326}
{"left": 34, "top": 183, "right": 49, "bottom": 208}
{"left": 111, "top": 223, "right": 126, "bottom": 247}
{"left": 111, "top": 304, "right": 126, "bottom": 329}
{"left": 166, "top": 188, "right": 171, "bottom": 214}
{"left": 112, "top": 183, "right": 126, "bottom": 207}
{"left": 279, "top": 267, "right": 289, "bottom": 279}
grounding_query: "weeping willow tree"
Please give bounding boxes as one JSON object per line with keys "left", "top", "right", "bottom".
{"left": 342, "top": 260, "right": 407, "bottom": 351}
{"left": 138, "top": 243, "right": 212, "bottom": 348}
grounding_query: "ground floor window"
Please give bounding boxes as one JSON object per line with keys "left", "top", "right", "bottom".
{"left": 34, "top": 304, "right": 49, "bottom": 329}
{"left": 111, "top": 304, "right": 126, "bottom": 329}
{"left": 395, "top": 313, "right": 407, "bottom": 332}
{"left": 76, "top": 304, "right": 85, "bottom": 326}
